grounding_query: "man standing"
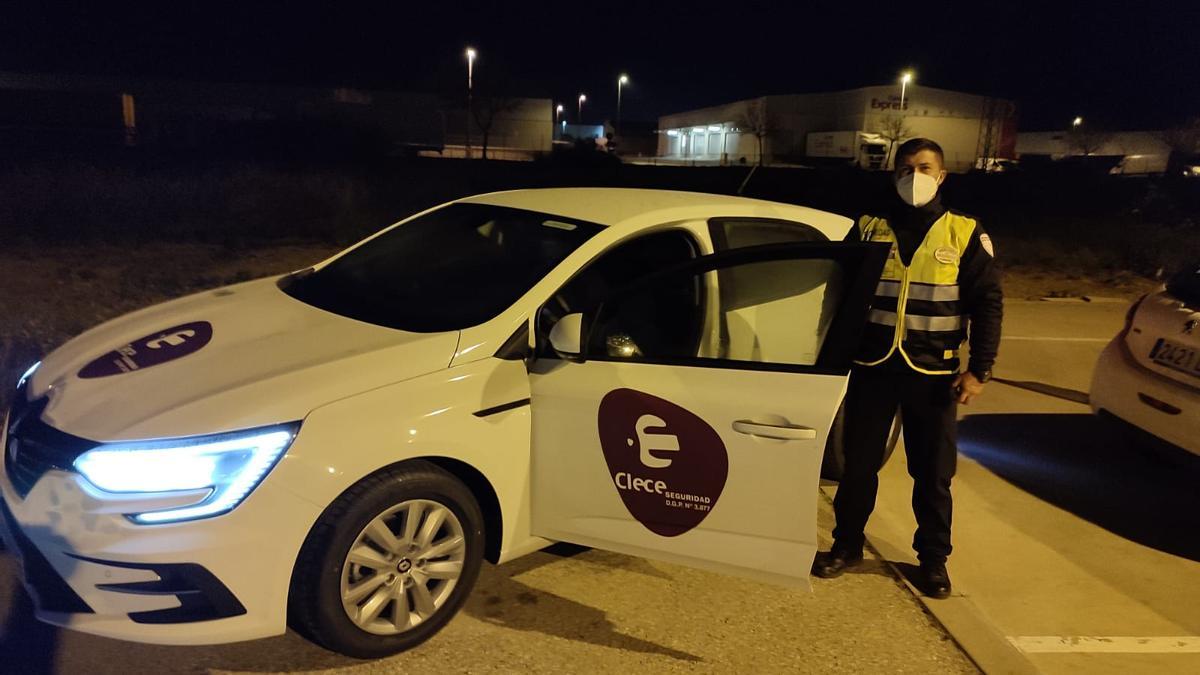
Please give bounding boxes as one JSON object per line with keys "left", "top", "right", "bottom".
{"left": 812, "top": 138, "right": 1003, "bottom": 598}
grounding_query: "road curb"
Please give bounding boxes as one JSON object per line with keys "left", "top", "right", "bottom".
{"left": 865, "top": 536, "right": 1041, "bottom": 675}
{"left": 819, "top": 486, "right": 1041, "bottom": 675}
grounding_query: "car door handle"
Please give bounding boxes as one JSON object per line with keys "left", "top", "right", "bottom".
{"left": 731, "top": 420, "right": 818, "bottom": 441}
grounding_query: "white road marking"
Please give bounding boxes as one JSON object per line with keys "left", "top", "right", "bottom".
{"left": 1001, "top": 336, "right": 1111, "bottom": 342}
{"left": 1008, "top": 636, "right": 1200, "bottom": 653}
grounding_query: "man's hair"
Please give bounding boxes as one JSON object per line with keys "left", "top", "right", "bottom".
{"left": 895, "top": 138, "right": 945, "bottom": 166}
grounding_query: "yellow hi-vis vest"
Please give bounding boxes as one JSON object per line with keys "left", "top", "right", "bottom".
{"left": 853, "top": 212, "right": 977, "bottom": 375}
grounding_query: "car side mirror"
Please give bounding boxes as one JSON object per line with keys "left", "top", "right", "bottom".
{"left": 548, "top": 313, "right": 586, "bottom": 362}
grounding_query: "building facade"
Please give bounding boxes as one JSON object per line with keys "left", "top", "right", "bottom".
{"left": 0, "top": 72, "right": 552, "bottom": 159}
{"left": 657, "top": 85, "right": 1018, "bottom": 173}
{"left": 442, "top": 96, "right": 553, "bottom": 159}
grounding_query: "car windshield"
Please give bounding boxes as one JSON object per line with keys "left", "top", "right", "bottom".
{"left": 1166, "top": 263, "right": 1200, "bottom": 306}
{"left": 282, "top": 203, "right": 605, "bottom": 332}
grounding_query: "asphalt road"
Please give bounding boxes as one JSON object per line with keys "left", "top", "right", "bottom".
{"left": 4, "top": 298, "right": 1196, "bottom": 674}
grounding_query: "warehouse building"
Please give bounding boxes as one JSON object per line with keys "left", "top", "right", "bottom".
{"left": 657, "top": 85, "right": 1018, "bottom": 173}
{"left": 0, "top": 71, "right": 552, "bottom": 159}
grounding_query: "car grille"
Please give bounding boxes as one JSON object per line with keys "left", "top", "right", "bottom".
{"left": 5, "top": 383, "right": 98, "bottom": 499}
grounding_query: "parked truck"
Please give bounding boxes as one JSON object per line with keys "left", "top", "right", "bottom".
{"left": 806, "top": 130, "right": 889, "bottom": 170}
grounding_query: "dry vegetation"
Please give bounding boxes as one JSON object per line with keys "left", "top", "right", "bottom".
{"left": 0, "top": 242, "right": 338, "bottom": 410}
{"left": 0, "top": 157, "right": 1194, "bottom": 410}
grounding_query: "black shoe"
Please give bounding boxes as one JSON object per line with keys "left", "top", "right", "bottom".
{"left": 811, "top": 548, "right": 864, "bottom": 579}
{"left": 920, "top": 562, "right": 952, "bottom": 599}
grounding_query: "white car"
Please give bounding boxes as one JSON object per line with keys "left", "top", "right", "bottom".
{"left": 1090, "top": 263, "right": 1200, "bottom": 457}
{"left": 1, "top": 188, "right": 888, "bottom": 658}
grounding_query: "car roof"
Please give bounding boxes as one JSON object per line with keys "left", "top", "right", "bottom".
{"left": 457, "top": 188, "right": 851, "bottom": 235}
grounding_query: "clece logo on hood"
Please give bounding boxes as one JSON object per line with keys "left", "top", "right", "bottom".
{"left": 78, "top": 321, "right": 213, "bottom": 379}
{"left": 598, "top": 388, "right": 728, "bottom": 537}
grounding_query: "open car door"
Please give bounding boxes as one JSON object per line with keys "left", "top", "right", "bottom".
{"left": 529, "top": 242, "right": 888, "bottom": 587}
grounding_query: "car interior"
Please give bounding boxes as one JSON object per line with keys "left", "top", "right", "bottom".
{"left": 538, "top": 222, "right": 846, "bottom": 368}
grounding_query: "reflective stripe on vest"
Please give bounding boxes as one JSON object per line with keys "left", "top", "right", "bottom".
{"left": 876, "top": 280, "right": 960, "bottom": 301}
{"left": 854, "top": 212, "right": 978, "bottom": 375}
{"left": 866, "top": 309, "right": 964, "bottom": 332}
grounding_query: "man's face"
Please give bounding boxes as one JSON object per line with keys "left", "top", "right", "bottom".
{"left": 895, "top": 149, "right": 947, "bottom": 185}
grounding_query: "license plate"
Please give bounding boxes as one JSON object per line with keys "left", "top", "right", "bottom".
{"left": 1149, "top": 338, "right": 1200, "bottom": 378}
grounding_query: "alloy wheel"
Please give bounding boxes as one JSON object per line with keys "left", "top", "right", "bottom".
{"left": 339, "top": 499, "right": 467, "bottom": 635}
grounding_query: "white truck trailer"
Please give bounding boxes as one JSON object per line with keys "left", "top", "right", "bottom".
{"left": 806, "top": 130, "right": 889, "bottom": 170}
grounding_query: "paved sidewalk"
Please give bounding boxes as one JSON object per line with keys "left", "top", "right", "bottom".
{"left": 842, "top": 300, "right": 1200, "bottom": 675}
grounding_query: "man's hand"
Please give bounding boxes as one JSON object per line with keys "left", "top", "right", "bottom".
{"left": 952, "top": 372, "right": 986, "bottom": 405}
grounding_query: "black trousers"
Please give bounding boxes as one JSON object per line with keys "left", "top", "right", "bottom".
{"left": 832, "top": 364, "right": 958, "bottom": 564}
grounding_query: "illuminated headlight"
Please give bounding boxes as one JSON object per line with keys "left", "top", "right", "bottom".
{"left": 73, "top": 423, "right": 300, "bottom": 524}
{"left": 16, "top": 361, "right": 40, "bottom": 389}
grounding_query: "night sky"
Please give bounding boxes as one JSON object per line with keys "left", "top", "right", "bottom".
{"left": 3, "top": 1, "right": 1197, "bottom": 131}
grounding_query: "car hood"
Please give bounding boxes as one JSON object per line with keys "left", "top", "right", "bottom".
{"left": 26, "top": 276, "right": 460, "bottom": 441}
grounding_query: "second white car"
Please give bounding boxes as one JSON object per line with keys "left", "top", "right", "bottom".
{"left": 1091, "top": 262, "right": 1200, "bottom": 457}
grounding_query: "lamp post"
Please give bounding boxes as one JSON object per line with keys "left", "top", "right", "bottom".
{"left": 465, "top": 47, "right": 476, "bottom": 159}
{"left": 899, "top": 70, "right": 914, "bottom": 111}
{"left": 578, "top": 94, "right": 586, "bottom": 123}
{"left": 555, "top": 104, "right": 564, "bottom": 139}
{"left": 617, "top": 74, "right": 629, "bottom": 128}
{"left": 1073, "top": 116, "right": 1083, "bottom": 127}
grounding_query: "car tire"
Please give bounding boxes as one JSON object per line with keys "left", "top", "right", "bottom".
{"left": 289, "top": 460, "right": 485, "bottom": 659}
{"left": 820, "top": 404, "right": 902, "bottom": 482}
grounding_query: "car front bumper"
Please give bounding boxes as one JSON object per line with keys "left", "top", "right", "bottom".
{"left": 0, "top": 412, "right": 323, "bottom": 645}
{"left": 1090, "top": 337, "right": 1200, "bottom": 457}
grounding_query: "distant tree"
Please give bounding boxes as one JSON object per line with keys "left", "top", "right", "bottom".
{"left": 437, "top": 54, "right": 527, "bottom": 159}
{"left": 1066, "top": 123, "right": 1114, "bottom": 156}
{"left": 876, "top": 114, "right": 913, "bottom": 169}
{"left": 471, "top": 95, "right": 521, "bottom": 160}
{"left": 737, "top": 99, "right": 773, "bottom": 166}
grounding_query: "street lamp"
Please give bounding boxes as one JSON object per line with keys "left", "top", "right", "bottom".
{"left": 578, "top": 93, "right": 586, "bottom": 123}
{"left": 555, "top": 103, "right": 564, "bottom": 140}
{"left": 1073, "top": 116, "right": 1083, "bottom": 127}
{"left": 466, "top": 47, "right": 477, "bottom": 159}
{"left": 617, "top": 74, "right": 629, "bottom": 127}
{"left": 899, "top": 70, "right": 914, "bottom": 111}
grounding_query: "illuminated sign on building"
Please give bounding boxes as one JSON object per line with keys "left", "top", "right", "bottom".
{"left": 870, "top": 96, "right": 909, "bottom": 112}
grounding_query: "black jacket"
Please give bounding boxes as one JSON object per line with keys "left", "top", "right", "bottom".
{"left": 847, "top": 193, "right": 1003, "bottom": 376}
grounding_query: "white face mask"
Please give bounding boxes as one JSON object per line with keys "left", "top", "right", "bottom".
{"left": 895, "top": 172, "right": 940, "bottom": 207}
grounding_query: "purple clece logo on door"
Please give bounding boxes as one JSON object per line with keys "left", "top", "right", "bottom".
{"left": 597, "top": 388, "right": 728, "bottom": 537}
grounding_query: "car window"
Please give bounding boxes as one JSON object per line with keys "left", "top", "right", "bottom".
{"left": 708, "top": 217, "right": 827, "bottom": 252}
{"left": 281, "top": 203, "right": 604, "bottom": 332}
{"left": 540, "top": 230, "right": 698, "bottom": 335}
{"left": 585, "top": 249, "right": 849, "bottom": 367}
{"left": 587, "top": 249, "right": 846, "bottom": 368}
{"left": 1167, "top": 263, "right": 1200, "bottom": 306}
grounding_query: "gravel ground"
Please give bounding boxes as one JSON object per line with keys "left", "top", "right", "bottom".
{"left": 0, "top": 501, "right": 976, "bottom": 675}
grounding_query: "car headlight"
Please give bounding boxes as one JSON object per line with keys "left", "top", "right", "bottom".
{"left": 73, "top": 422, "right": 300, "bottom": 524}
